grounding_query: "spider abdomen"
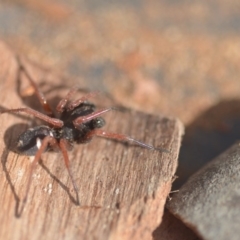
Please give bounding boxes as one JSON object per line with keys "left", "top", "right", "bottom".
{"left": 16, "top": 125, "right": 54, "bottom": 156}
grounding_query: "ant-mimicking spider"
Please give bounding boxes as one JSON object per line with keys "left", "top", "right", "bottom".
{"left": 0, "top": 59, "right": 169, "bottom": 214}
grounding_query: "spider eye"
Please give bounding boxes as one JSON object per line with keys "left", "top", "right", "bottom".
{"left": 91, "top": 117, "right": 105, "bottom": 129}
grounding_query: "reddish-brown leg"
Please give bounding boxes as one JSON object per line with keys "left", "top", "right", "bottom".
{"left": 59, "top": 139, "right": 80, "bottom": 205}
{"left": 18, "top": 58, "right": 54, "bottom": 116}
{"left": 73, "top": 107, "right": 115, "bottom": 126}
{"left": 19, "top": 136, "right": 58, "bottom": 215}
{"left": 56, "top": 86, "right": 79, "bottom": 113}
{"left": 0, "top": 107, "right": 63, "bottom": 128}
{"left": 84, "top": 129, "right": 170, "bottom": 152}
{"left": 56, "top": 86, "right": 99, "bottom": 113}
{"left": 66, "top": 91, "right": 100, "bottom": 112}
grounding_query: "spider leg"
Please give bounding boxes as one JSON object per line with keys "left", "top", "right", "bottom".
{"left": 56, "top": 86, "right": 99, "bottom": 113}
{"left": 73, "top": 107, "right": 115, "bottom": 126}
{"left": 66, "top": 91, "right": 100, "bottom": 112}
{"left": 56, "top": 86, "right": 79, "bottom": 113}
{"left": 17, "top": 57, "right": 54, "bottom": 116}
{"left": 59, "top": 139, "right": 80, "bottom": 205}
{"left": 84, "top": 129, "right": 170, "bottom": 153}
{"left": 19, "top": 136, "right": 58, "bottom": 215}
{"left": 0, "top": 107, "right": 63, "bottom": 128}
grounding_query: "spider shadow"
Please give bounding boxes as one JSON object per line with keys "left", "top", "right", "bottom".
{"left": 38, "top": 159, "right": 79, "bottom": 205}
{"left": 3, "top": 123, "right": 29, "bottom": 153}
{"left": 2, "top": 124, "right": 79, "bottom": 217}
{"left": 1, "top": 123, "right": 26, "bottom": 217}
{"left": 1, "top": 148, "right": 21, "bottom": 217}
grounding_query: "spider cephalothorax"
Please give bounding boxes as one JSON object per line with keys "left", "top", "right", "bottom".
{"left": 0, "top": 60, "right": 168, "bottom": 214}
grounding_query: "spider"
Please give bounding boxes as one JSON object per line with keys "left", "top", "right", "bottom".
{"left": 0, "top": 60, "right": 168, "bottom": 214}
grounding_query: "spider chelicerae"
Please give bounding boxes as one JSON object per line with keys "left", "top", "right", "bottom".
{"left": 1, "top": 60, "right": 168, "bottom": 214}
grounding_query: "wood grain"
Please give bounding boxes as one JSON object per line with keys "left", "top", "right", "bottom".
{"left": 0, "top": 41, "right": 183, "bottom": 240}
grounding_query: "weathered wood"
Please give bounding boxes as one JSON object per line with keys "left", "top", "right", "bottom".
{"left": 168, "top": 143, "right": 240, "bottom": 240}
{"left": 0, "top": 41, "right": 183, "bottom": 240}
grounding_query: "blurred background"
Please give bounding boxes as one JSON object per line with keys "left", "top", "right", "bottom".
{"left": 1, "top": 0, "right": 240, "bottom": 190}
